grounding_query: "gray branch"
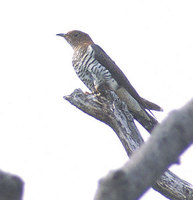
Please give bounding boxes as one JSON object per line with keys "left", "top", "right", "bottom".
{"left": 0, "top": 170, "right": 24, "bottom": 200}
{"left": 64, "top": 89, "right": 193, "bottom": 200}
{"left": 94, "top": 100, "right": 193, "bottom": 200}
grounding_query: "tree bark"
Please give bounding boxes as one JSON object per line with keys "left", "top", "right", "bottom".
{"left": 94, "top": 100, "right": 193, "bottom": 200}
{"left": 64, "top": 89, "right": 193, "bottom": 200}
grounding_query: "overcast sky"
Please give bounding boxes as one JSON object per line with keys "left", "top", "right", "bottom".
{"left": 0, "top": 0, "right": 193, "bottom": 199}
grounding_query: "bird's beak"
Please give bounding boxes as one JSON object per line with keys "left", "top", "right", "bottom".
{"left": 56, "top": 33, "right": 66, "bottom": 38}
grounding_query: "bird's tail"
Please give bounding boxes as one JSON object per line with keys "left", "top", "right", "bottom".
{"left": 115, "top": 87, "right": 152, "bottom": 121}
{"left": 141, "top": 97, "right": 163, "bottom": 111}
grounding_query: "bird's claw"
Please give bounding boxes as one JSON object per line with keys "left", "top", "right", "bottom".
{"left": 94, "top": 92, "right": 101, "bottom": 97}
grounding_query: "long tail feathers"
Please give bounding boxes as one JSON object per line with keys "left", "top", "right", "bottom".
{"left": 141, "top": 97, "right": 163, "bottom": 111}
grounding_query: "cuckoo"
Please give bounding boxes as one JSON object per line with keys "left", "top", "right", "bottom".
{"left": 57, "top": 30, "right": 162, "bottom": 123}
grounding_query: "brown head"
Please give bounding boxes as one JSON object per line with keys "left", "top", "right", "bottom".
{"left": 56, "top": 30, "right": 94, "bottom": 50}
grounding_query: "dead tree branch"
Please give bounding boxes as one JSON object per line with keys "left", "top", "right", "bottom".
{"left": 0, "top": 170, "right": 24, "bottom": 200}
{"left": 94, "top": 99, "right": 193, "bottom": 200}
{"left": 64, "top": 89, "right": 193, "bottom": 200}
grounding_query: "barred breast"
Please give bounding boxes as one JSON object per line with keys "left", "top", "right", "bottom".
{"left": 72, "top": 45, "right": 119, "bottom": 93}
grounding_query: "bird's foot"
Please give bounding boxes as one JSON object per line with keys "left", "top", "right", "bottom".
{"left": 94, "top": 92, "right": 101, "bottom": 97}
{"left": 91, "top": 89, "right": 102, "bottom": 97}
{"left": 84, "top": 91, "right": 103, "bottom": 105}
{"left": 92, "top": 92, "right": 103, "bottom": 105}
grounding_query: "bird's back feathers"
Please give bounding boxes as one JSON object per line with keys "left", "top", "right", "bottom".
{"left": 91, "top": 44, "right": 163, "bottom": 113}
{"left": 91, "top": 45, "right": 146, "bottom": 107}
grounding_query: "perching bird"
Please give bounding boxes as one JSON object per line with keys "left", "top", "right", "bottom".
{"left": 57, "top": 30, "right": 162, "bottom": 127}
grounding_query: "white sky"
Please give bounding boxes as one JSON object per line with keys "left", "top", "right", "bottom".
{"left": 0, "top": 0, "right": 193, "bottom": 199}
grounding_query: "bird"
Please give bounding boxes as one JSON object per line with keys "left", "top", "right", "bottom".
{"left": 57, "top": 30, "right": 162, "bottom": 128}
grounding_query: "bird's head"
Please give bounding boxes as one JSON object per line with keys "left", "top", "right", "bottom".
{"left": 57, "top": 30, "right": 94, "bottom": 49}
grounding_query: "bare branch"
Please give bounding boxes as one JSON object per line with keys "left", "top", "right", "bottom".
{"left": 0, "top": 170, "right": 24, "bottom": 200}
{"left": 94, "top": 100, "right": 193, "bottom": 200}
{"left": 64, "top": 89, "right": 143, "bottom": 155}
{"left": 64, "top": 89, "right": 193, "bottom": 200}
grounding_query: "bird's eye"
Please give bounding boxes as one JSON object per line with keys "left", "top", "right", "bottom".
{"left": 74, "top": 33, "right": 79, "bottom": 37}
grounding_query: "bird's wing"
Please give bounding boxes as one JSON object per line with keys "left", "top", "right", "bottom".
{"left": 91, "top": 44, "right": 145, "bottom": 107}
